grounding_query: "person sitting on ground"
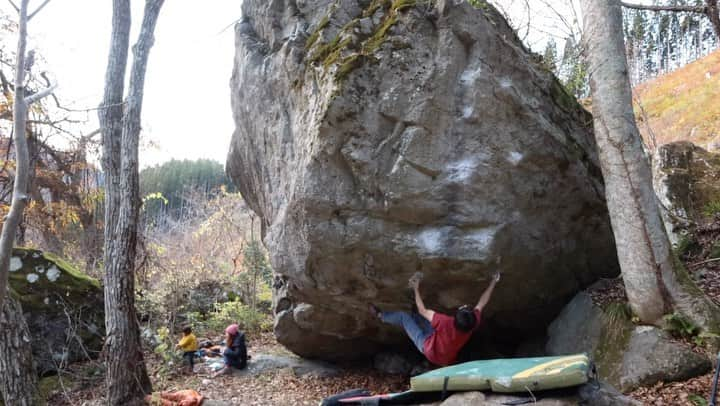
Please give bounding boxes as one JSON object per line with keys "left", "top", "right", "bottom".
{"left": 175, "top": 326, "right": 198, "bottom": 374}
{"left": 212, "top": 323, "right": 248, "bottom": 377}
{"left": 370, "top": 271, "right": 500, "bottom": 366}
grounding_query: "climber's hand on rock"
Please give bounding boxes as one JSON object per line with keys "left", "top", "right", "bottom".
{"left": 493, "top": 272, "right": 501, "bottom": 283}
{"left": 408, "top": 272, "right": 423, "bottom": 289}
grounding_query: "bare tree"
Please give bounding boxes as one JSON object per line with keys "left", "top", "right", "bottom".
{"left": 621, "top": 0, "right": 720, "bottom": 40}
{"left": 0, "top": 1, "right": 55, "bottom": 405}
{"left": 99, "top": 0, "right": 164, "bottom": 404}
{"left": 580, "top": 0, "right": 720, "bottom": 330}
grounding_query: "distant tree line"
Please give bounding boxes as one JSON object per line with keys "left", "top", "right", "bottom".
{"left": 139, "top": 159, "right": 234, "bottom": 226}
{"left": 540, "top": 0, "right": 718, "bottom": 97}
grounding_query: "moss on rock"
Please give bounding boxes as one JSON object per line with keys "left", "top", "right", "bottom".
{"left": 305, "top": 0, "right": 418, "bottom": 83}
{"left": 8, "top": 248, "right": 104, "bottom": 375}
{"left": 593, "top": 306, "right": 634, "bottom": 387}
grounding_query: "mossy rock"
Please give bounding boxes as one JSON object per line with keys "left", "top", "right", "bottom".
{"left": 654, "top": 142, "right": 720, "bottom": 241}
{"left": 547, "top": 290, "right": 710, "bottom": 392}
{"left": 9, "top": 248, "right": 104, "bottom": 375}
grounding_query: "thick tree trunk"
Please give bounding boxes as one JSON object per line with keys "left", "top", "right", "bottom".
{"left": 581, "top": 0, "right": 720, "bottom": 331}
{"left": 0, "top": 294, "right": 40, "bottom": 406}
{"left": 100, "top": 1, "right": 164, "bottom": 404}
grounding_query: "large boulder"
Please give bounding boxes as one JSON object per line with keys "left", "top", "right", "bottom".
{"left": 227, "top": 0, "right": 619, "bottom": 359}
{"left": 652, "top": 141, "right": 720, "bottom": 244}
{"left": 9, "top": 248, "right": 104, "bottom": 375}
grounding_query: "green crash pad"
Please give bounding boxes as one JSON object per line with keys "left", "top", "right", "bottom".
{"left": 411, "top": 354, "right": 590, "bottom": 393}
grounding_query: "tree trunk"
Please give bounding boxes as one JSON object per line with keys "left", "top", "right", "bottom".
{"left": 707, "top": 0, "right": 720, "bottom": 40}
{"left": 0, "top": 294, "right": 40, "bottom": 406}
{"left": 0, "top": 0, "right": 31, "bottom": 310}
{"left": 581, "top": 0, "right": 720, "bottom": 331}
{"left": 100, "top": 1, "right": 164, "bottom": 404}
{"left": 0, "top": 2, "right": 42, "bottom": 403}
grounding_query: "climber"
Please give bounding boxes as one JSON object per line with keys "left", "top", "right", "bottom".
{"left": 370, "top": 271, "right": 500, "bottom": 366}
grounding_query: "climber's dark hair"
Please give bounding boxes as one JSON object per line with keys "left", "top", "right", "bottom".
{"left": 454, "top": 306, "right": 476, "bottom": 332}
{"left": 182, "top": 326, "right": 192, "bottom": 335}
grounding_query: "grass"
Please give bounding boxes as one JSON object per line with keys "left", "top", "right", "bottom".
{"left": 634, "top": 50, "right": 720, "bottom": 147}
{"left": 603, "top": 301, "right": 632, "bottom": 343}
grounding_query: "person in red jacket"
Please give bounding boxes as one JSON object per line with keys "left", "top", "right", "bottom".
{"left": 370, "top": 271, "right": 500, "bottom": 366}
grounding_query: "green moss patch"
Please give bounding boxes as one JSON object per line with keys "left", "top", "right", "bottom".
{"left": 305, "top": 0, "right": 419, "bottom": 83}
{"left": 305, "top": 14, "right": 330, "bottom": 51}
{"left": 593, "top": 307, "right": 634, "bottom": 387}
{"left": 9, "top": 248, "right": 102, "bottom": 313}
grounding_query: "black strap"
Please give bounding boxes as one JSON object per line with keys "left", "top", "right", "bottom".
{"left": 710, "top": 352, "right": 720, "bottom": 406}
{"left": 440, "top": 376, "right": 450, "bottom": 401}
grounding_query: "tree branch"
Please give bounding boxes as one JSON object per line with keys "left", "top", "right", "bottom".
{"left": 620, "top": 2, "right": 707, "bottom": 14}
{"left": 23, "top": 83, "right": 56, "bottom": 105}
{"left": 5, "top": 0, "right": 19, "bottom": 12}
{"left": 27, "top": 0, "right": 51, "bottom": 20}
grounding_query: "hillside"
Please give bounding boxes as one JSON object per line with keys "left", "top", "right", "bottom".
{"left": 634, "top": 49, "right": 720, "bottom": 150}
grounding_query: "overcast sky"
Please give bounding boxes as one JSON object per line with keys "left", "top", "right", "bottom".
{"left": 0, "top": 0, "right": 595, "bottom": 169}
{"left": 1, "top": 0, "right": 240, "bottom": 168}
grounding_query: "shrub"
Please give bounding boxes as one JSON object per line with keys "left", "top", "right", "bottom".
{"left": 703, "top": 200, "right": 720, "bottom": 217}
{"left": 153, "top": 326, "right": 182, "bottom": 374}
{"left": 663, "top": 312, "right": 699, "bottom": 339}
{"left": 674, "top": 234, "right": 701, "bottom": 259}
{"left": 187, "top": 300, "right": 272, "bottom": 336}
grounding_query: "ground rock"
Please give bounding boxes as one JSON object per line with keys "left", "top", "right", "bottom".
{"left": 9, "top": 248, "right": 104, "bottom": 375}
{"left": 619, "top": 326, "right": 711, "bottom": 392}
{"left": 228, "top": 0, "right": 619, "bottom": 359}
{"left": 547, "top": 290, "right": 711, "bottom": 392}
{"left": 431, "top": 380, "right": 637, "bottom": 406}
{"left": 373, "top": 351, "right": 416, "bottom": 375}
{"left": 652, "top": 141, "right": 720, "bottom": 244}
{"left": 234, "top": 353, "right": 341, "bottom": 377}
{"left": 201, "top": 401, "right": 232, "bottom": 406}
{"left": 546, "top": 291, "right": 604, "bottom": 356}
{"left": 577, "top": 380, "right": 641, "bottom": 406}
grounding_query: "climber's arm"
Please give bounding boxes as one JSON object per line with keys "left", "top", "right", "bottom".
{"left": 411, "top": 279, "right": 435, "bottom": 322}
{"left": 475, "top": 272, "right": 501, "bottom": 312}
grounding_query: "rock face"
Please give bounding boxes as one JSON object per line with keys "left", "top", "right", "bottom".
{"left": 9, "top": 248, "right": 104, "bottom": 375}
{"left": 227, "top": 0, "right": 619, "bottom": 359}
{"left": 619, "top": 327, "right": 710, "bottom": 392}
{"left": 653, "top": 141, "right": 720, "bottom": 244}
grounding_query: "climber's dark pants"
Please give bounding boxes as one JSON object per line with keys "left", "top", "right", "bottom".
{"left": 183, "top": 351, "right": 195, "bottom": 369}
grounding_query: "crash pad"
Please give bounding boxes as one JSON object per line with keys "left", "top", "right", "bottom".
{"left": 410, "top": 354, "right": 590, "bottom": 393}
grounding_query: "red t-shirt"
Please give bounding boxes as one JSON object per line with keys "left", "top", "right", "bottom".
{"left": 422, "top": 308, "right": 481, "bottom": 366}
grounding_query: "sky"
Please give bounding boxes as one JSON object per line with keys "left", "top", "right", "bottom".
{"left": 0, "top": 0, "right": 623, "bottom": 169}
{"left": 1, "top": 0, "right": 241, "bottom": 168}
